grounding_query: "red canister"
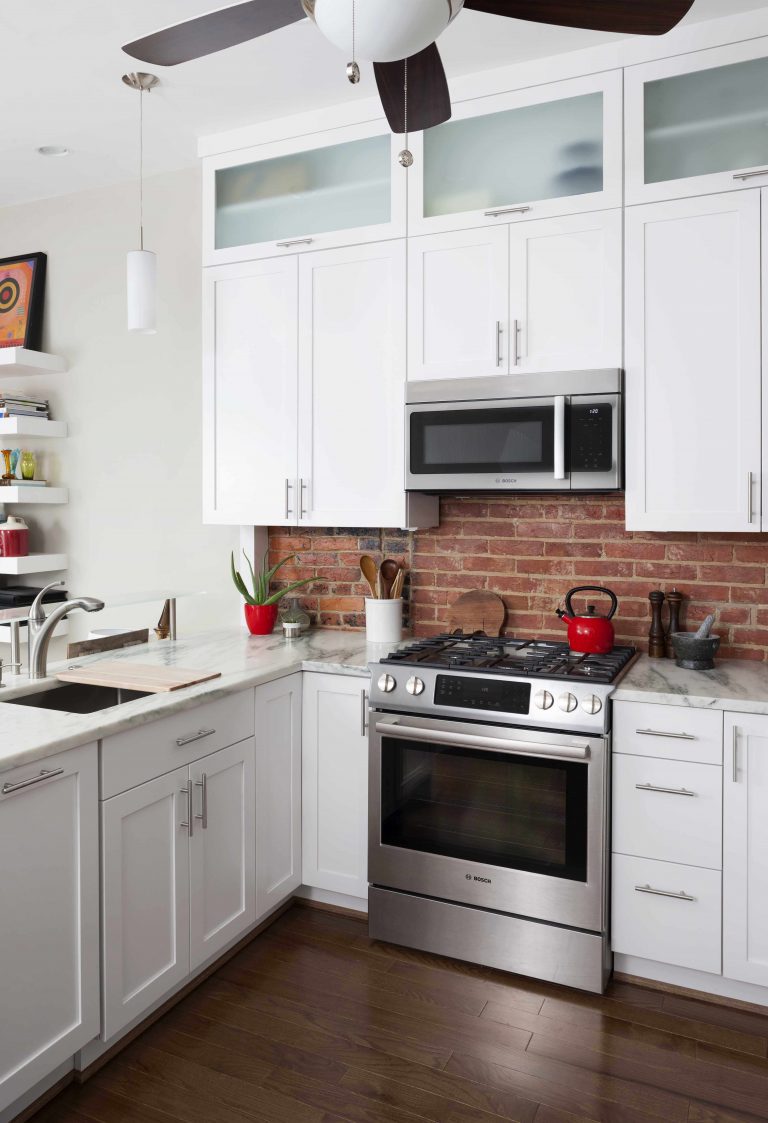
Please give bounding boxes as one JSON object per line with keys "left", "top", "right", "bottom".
{"left": 0, "top": 516, "right": 29, "bottom": 557}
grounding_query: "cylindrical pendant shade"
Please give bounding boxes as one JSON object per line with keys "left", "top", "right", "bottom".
{"left": 127, "top": 249, "right": 157, "bottom": 334}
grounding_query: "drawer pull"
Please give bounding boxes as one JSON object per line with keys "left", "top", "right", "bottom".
{"left": 2, "top": 767, "right": 64, "bottom": 795}
{"left": 484, "top": 205, "right": 531, "bottom": 217}
{"left": 733, "top": 168, "right": 768, "bottom": 181}
{"left": 176, "top": 728, "right": 216, "bottom": 747}
{"left": 276, "top": 237, "right": 314, "bottom": 248}
{"left": 635, "top": 782, "right": 696, "bottom": 797}
{"left": 635, "top": 884, "right": 695, "bottom": 902}
{"left": 635, "top": 728, "right": 696, "bottom": 741}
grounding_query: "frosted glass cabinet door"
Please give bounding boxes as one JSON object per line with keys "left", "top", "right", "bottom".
{"left": 626, "top": 40, "right": 768, "bottom": 204}
{"left": 409, "top": 71, "right": 622, "bottom": 235}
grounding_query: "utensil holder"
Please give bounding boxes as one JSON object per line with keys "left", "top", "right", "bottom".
{"left": 365, "top": 598, "right": 403, "bottom": 645}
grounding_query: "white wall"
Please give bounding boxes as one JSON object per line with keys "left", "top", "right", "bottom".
{"left": 0, "top": 166, "right": 240, "bottom": 650}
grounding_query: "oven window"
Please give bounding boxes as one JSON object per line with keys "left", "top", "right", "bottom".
{"left": 410, "top": 405, "right": 556, "bottom": 475}
{"left": 380, "top": 738, "right": 588, "bottom": 881}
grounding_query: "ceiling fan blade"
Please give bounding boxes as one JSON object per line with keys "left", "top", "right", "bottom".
{"left": 374, "top": 44, "right": 451, "bottom": 135}
{"left": 462, "top": 0, "right": 695, "bottom": 36}
{"left": 122, "top": 0, "right": 306, "bottom": 66}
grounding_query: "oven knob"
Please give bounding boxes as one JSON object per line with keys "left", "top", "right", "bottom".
{"left": 534, "top": 690, "right": 554, "bottom": 711}
{"left": 406, "top": 676, "right": 425, "bottom": 697}
{"left": 581, "top": 694, "right": 603, "bottom": 715}
{"left": 558, "top": 692, "right": 578, "bottom": 713}
{"left": 377, "top": 673, "right": 396, "bottom": 694}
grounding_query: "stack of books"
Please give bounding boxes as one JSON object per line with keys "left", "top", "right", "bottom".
{"left": 0, "top": 393, "right": 50, "bottom": 419}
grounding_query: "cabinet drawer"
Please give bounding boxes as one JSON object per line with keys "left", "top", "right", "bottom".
{"left": 612, "top": 854, "right": 721, "bottom": 974}
{"left": 613, "top": 701, "right": 723, "bottom": 764}
{"left": 101, "top": 690, "right": 254, "bottom": 798}
{"left": 613, "top": 755, "right": 722, "bottom": 869}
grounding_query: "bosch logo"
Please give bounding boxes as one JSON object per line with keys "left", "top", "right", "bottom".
{"left": 495, "top": 478, "right": 517, "bottom": 484}
{"left": 465, "top": 874, "right": 492, "bottom": 884}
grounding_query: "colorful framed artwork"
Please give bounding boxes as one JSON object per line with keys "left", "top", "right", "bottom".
{"left": 0, "top": 253, "right": 47, "bottom": 350}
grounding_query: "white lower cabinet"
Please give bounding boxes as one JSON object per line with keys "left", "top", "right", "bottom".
{"left": 302, "top": 672, "right": 369, "bottom": 899}
{"left": 723, "top": 712, "right": 768, "bottom": 987}
{"left": 255, "top": 674, "right": 302, "bottom": 919}
{"left": 0, "top": 744, "right": 99, "bottom": 1115}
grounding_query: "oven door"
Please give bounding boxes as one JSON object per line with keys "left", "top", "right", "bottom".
{"left": 369, "top": 713, "right": 607, "bottom": 933}
{"left": 406, "top": 396, "right": 568, "bottom": 492}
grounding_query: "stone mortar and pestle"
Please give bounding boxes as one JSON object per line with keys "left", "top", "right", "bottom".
{"left": 670, "top": 613, "right": 720, "bottom": 670}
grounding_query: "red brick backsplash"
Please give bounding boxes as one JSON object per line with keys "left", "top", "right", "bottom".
{"left": 269, "top": 495, "right": 768, "bottom": 660}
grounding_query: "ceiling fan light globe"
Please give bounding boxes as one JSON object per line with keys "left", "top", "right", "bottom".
{"left": 306, "top": 0, "right": 464, "bottom": 62}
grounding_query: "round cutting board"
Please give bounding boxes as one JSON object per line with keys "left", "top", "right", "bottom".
{"left": 448, "top": 591, "right": 506, "bottom": 637}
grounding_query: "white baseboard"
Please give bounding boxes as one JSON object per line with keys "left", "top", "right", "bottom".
{"left": 614, "top": 954, "right": 768, "bottom": 1009}
{"left": 295, "top": 885, "right": 368, "bottom": 914}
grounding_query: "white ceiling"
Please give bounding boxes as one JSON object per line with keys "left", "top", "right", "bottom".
{"left": 1, "top": 0, "right": 767, "bottom": 207}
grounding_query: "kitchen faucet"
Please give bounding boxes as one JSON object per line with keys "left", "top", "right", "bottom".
{"left": 28, "top": 580, "right": 105, "bottom": 680}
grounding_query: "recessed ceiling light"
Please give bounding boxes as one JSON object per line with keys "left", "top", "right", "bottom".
{"left": 36, "top": 145, "right": 70, "bottom": 157}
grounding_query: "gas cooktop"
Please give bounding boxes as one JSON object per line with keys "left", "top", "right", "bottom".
{"left": 383, "top": 634, "right": 637, "bottom": 686}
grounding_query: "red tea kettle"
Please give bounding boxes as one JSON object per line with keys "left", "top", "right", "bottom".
{"left": 556, "top": 586, "right": 617, "bottom": 655}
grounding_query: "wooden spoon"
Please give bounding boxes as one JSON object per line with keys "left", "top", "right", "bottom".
{"left": 360, "top": 555, "right": 379, "bottom": 598}
{"left": 391, "top": 567, "right": 405, "bottom": 600}
{"left": 379, "top": 559, "right": 400, "bottom": 600}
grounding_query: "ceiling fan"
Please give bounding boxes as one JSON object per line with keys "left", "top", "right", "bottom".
{"left": 123, "top": 0, "right": 697, "bottom": 135}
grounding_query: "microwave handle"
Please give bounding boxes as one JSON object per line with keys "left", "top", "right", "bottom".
{"left": 554, "top": 396, "right": 566, "bottom": 481}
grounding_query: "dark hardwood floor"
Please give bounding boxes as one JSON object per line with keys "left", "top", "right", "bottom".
{"left": 31, "top": 905, "right": 768, "bottom": 1123}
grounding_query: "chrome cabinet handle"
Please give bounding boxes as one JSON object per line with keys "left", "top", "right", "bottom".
{"left": 495, "top": 321, "right": 503, "bottom": 367}
{"left": 553, "top": 395, "right": 566, "bottom": 481}
{"left": 484, "top": 205, "right": 531, "bottom": 217}
{"left": 732, "top": 725, "right": 739, "bottom": 783}
{"left": 176, "top": 728, "right": 216, "bottom": 747}
{"left": 733, "top": 169, "right": 768, "bottom": 181}
{"left": 361, "top": 689, "right": 369, "bottom": 737}
{"left": 635, "top": 782, "right": 695, "bottom": 797}
{"left": 180, "top": 785, "right": 194, "bottom": 836}
{"left": 2, "top": 767, "right": 64, "bottom": 795}
{"left": 376, "top": 719, "right": 589, "bottom": 761}
{"left": 276, "top": 237, "right": 314, "bottom": 248}
{"left": 747, "top": 472, "right": 754, "bottom": 523}
{"left": 635, "top": 884, "right": 695, "bottom": 902}
{"left": 195, "top": 773, "right": 208, "bottom": 829}
{"left": 635, "top": 728, "right": 696, "bottom": 741}
{"left": 300, "top": 479, "right": 309, "bottom": 518}
{"left": 285, "top": 479, "right": 294, "bottom": 520}
{"left": 511, "top": 319, "right": 520, "bottom": 367}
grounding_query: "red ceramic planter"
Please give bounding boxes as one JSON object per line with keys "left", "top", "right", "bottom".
{"left": 244, "top": 603, "right": 278, "bottom": 636}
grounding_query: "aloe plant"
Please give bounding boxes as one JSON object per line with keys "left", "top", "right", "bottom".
{"left": 230, "top": 549, "right": 316, "bottom": 607}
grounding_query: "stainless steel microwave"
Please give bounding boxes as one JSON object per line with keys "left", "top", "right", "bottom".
{"left": 406, "top": 370, "right": 623, "bottom": 494}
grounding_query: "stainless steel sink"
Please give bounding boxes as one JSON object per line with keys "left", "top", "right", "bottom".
{"left": 5, "top": 682, "right": 152, "bottom": 714}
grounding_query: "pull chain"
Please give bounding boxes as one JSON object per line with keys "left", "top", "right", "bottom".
{"left": 398, "top": 58, "right": 414, "bottom": 168}
{"left": 139, "top": 87, "right": 144, "bottom": 250}
{"left": 347, "top": 0, "right": 360, "bottom": 83}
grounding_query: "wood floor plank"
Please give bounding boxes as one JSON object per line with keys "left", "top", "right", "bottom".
{"left": 662, "top": 994, "right": 768, "bottom": 1039}
{"left": 45, "top": 1084, "right": 195, "bottom": 1123}
{"left": 533, "top": 1107, "right": 601, "bottom": 1123}
{"left": 265, "top": 1064, "right": 443, "bottom": 1123}
{"left": 687, "top": 1103, "right": 768, "bottom": 1123}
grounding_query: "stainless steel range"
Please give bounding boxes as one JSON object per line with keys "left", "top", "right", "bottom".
{"left": 368, "top": 635, "right": 637, "bottom": 993}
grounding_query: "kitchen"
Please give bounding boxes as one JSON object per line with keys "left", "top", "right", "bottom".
{"left": 3, "top": 1, "right": 768, "bottom": 1121}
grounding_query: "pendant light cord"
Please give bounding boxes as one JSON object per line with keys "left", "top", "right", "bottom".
{"left": 139, "top": 87, "right": 144, "bottom": 251}
{"left": 403, "top": 57, "right": 408, "bottom": 152}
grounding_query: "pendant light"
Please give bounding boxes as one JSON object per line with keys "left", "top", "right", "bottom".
{"left": 122, "top": 71, "right": 159, "bottom": 334}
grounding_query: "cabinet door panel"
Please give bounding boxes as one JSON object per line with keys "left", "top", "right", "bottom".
{"left": 102, "top": 767, "right": 190, "bottom": 1041}
{"left": 297, "top": 241, "right": 408, "bottom": 527}
{"left": 190, "top": 740, "right": 256, "bottom": 971}
{"left": 0, "top": 744, "right": 99, "bottom": 1113}
{"left": 203, "top": 257, "right": 298, "bottom": 526}
{"left": 625, "top": 192, "right": 761, "bottom": 531}
{"left": 510, "top": 210, "right": 621, "bottom": 373}
{"left": 302, "top": 673, "right": 369, "bottom": 899}
{"left": 408, "top": 228, "right": 508, "bottom": 381}
{"left": 724, "top": 713, "right": 768, "bottom": 987}
{"left": 255, "top": 675, "right": 302, "bottom": 919}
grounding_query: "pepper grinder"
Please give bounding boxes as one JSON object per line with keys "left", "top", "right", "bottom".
{"left": 665, "top": 588, "right": 684, "bottom": 659}
{"left": 648, "top": 590, "right": 666, "bottom": 658}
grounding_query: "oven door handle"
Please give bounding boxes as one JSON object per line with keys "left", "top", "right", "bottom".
{"left": 375, "top": 720, "right": 590, "bottom": 761}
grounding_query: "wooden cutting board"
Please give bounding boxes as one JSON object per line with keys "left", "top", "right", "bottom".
{"left": 56, "top": 661, "right": 221, "bottom": 693}
{"left": 448, "top": 591, "right": 506, "bottom": 637}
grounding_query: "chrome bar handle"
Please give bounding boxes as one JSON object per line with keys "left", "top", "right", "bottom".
{"left": 635, "top": 884, "right": 695, "bottom": 902}
{"left": 511, "top": 319, "right": 520, "bottom": 367}
{"left": 169, "top": 598, "right": 177, "bottom": 642}
{"left": 300, "top": 479, "right": 309, "bottom": 518}
{"left": 375, "top": 720, "right": 589, "bottom": 761}
{"left": 495, "top": 321, "right": 503, "bottom": 367}
{"left": 484, "top": 205, "right": 532, "bottom": 217}
{"left": 284, "top": 479, "right": 294, "bottom": 520}
{"left": 747, "top": 472, "right": 754, "bottom": 523}
{"left": 732, "top": 725, "right": 739, "bottom": 783}
{"left": 360, "top": 689, "right": 369, "bottom": 737}
{"left": 2, "top": 767, "right": 64, "bottom": 795}
{"left": 276, "top": 237, "right": 314, "bottom": 248}
{"left": 635, "top": 728, "right": 696, "bottom": 741}
{"left": 179, "top": 786, "right": 194, "bottom": 836}
{"left": 195, "top": 773, "right": 208, "bottom": 830}
{"left": 176, "top": 728, "right": 216, "bottom": 748}
{"left": 635, "top": 782, "right": 696, "bottom": 797}
{"left": 553, "top": 396, "right": 566, "bottom": 481}
{"left": 733, "top": 169, "right": 768, "bottom": 181}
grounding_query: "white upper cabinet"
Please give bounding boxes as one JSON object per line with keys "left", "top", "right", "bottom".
{"left": 626, "top": 39, "right": 768, "bottom": 205}
{"left": 203, "top": 257, "right": 299, "bottom": 526}
{"left": 408, "top": 72, "right": 622, "bottom": 236}
{"left": 625, "top": 191, "right": 762, "bottom": 532}
{"left": 203, "top": 122, "right": 406, "bottom": 265}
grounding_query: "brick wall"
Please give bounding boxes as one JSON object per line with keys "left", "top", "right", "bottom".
{"left": 269, "top": 495, "right": 768, "bottom": 660}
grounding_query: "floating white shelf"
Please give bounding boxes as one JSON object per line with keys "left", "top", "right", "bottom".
{"left": 0, "top": 417, "right": 67, "bottom": 438}
{"left": 0, "top": 349, "right": 67, "bottom": 376}
{"left": 0, "top": 554, "right": 67, "bottom": 575}
{"left": 0, "top": 486, "right": 68, "bottom": 505}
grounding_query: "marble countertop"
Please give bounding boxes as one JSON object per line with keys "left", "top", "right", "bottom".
{"left": 614, "top": 654, "right": 768, "bottom": 713}
{"left": 0, "top": 627, "right": 388, "bottom": 775}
